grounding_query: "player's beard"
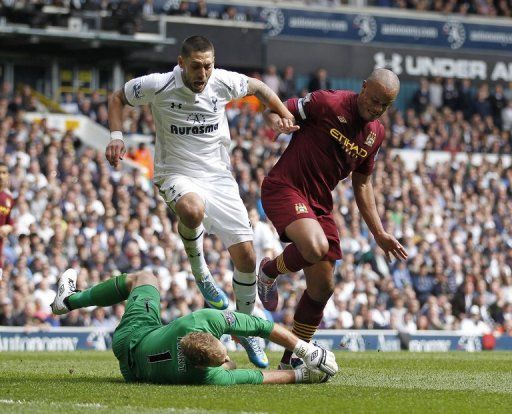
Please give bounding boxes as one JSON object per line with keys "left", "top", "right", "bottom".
{"left": 183, "top": 74, "right": 207, "bottom": 93}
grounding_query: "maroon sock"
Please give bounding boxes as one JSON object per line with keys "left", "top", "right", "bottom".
{"left": 281, "top": 290, "right": 327, "bottom": 365}
{"left": 262, "top": 243, "right": 313, "bottom": 278}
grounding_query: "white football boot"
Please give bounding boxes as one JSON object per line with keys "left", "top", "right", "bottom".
{"left": 51, "top": 268, "right": 78, "bottom": 315}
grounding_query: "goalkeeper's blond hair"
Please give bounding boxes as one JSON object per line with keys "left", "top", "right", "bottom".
{"left": 180, "top": 332, "right": 225, "bottom": 367}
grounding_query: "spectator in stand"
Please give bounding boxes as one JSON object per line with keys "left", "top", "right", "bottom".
{"left": 442, "top": 78, "right": 459, "bottom": 111}
{"left": 0, "top": 81, "right": 13, "bottom": 100}
{"left": 128, "top": 142, "right": 153, "bottom": 179}
{"left": 262, "top": 65, "right": 282, "bottom": 96}
{"left": 169, "top": 0, "right": 191, "bottom": 16}
{"left": 473, "top": 84, "right": 492, "bottom": 118}
{"left": 412, "top": 78, "right": 430, "bottom": 113}
{"left": 412, "top": 263, "right": 435, "bottom": 305}
{"left": 502, "top": 101, "right": 512, "bottom": 131}
{"left": 192, "top": 0, "right": 209, "bottom": 18}
{"left": 60, "top": 93, "right": 80, "bottom": 114}
{"left": 280, "top": 65, "right": 297, "bottom": 100}
{"left": 142, "top": 0, "right": 154, "bottom": 17}
{"left": 490, "top": 84, "right": 507, "bottom": 128}
{"left": 307, "top": 68, "right": 331, "bottom": 92}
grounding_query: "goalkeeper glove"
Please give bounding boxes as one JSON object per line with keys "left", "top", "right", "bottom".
{"left": 294, "top": 340, "right": 338, "bottom": 376}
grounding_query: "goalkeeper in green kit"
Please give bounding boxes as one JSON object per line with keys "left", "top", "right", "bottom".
{"left": 51, "top": 269, "right": 338, "bottom": 385}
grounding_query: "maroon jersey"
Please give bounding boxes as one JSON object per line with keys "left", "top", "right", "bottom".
{"left": 267, "top": 90, "right": 385, "bottom": 213}
{"left": 0, "top": 189, "right": 14, "bottom": 267}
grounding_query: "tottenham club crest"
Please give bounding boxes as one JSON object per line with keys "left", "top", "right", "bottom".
{"left": 211, "top": 97, "right": 218, "bottom": 112}
{"left": 260, "top": 8, "right": 285, "bottom": 37}
{"left": 353, "top": 15, "right": 377, "bottom": 43}
{"left": 133, "top": 80, "right": 144, "bottom": 99}
{"left": 443, "top": 21, "right": 466, "bottom": 49}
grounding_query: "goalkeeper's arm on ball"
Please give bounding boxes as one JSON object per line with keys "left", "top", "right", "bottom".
{"left": 182, "top": 321, "right": 339, "bottom": 385}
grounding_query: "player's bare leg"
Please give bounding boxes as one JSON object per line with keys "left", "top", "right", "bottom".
{"left": 229, "top": 241, "right": 269, "bottom": 368}
{"left": 176, "top": 193, "right": 228, "bottom": 310}
{"left": 257, "top": 218, "right": 328, "bottom": 310}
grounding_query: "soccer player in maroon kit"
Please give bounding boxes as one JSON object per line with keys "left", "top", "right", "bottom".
{"left": 258, "top": 69, "right": 408, "bottom": 367}
{"left": 0, "top": 162, "right": 14, "bottom": 279}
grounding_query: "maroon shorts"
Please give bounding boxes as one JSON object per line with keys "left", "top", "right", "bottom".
{"left": 261, "top": 178, "right": 342, "bottom": 261}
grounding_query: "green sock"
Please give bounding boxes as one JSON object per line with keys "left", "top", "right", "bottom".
{"left": 67, "top": 274, "right": 130, "bottom": 310}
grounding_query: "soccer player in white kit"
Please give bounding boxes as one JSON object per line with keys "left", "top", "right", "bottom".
{"left": 105, "top": 36, "right": 298, "bottom": 368}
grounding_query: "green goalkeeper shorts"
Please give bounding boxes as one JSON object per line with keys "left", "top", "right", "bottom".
{"left": 112, "top": 284, "right": 162, "bottom": 382}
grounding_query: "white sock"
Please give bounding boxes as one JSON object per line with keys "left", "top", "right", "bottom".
{"left": 233, "top": 269, "right": 256, "bottom": 315}
{"left": 178, "top": 222, "right": 209, "bottom": 281}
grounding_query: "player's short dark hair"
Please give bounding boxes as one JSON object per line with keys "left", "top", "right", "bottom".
{"left": 180, "top": 36, "right": 214, "bottom": 58}
{"left": 0, "top": 161, "right": 7, "bottom": 170}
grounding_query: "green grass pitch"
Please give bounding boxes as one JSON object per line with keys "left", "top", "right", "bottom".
{"left": 0, "top": 351, "right": 511, "bottom": 413}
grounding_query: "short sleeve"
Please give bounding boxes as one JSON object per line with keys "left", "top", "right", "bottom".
{"left": 214, "top": 69, "right": 249, "bottom": 100}
{"left": 124, "top": 73, "right": 169, "bottom": 106}
{"left": 286, "top": 91, "right": 324, "bottom": 122}
{"left": 354, "top": 124, "right": 385, "bottom": 175}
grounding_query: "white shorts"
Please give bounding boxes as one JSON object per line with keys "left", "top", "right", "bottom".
{"left": 155, "top": 174, "right": 253, "bottom": 248}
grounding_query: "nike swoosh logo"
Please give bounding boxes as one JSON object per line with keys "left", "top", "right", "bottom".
{"left": 208, "top": 298, "right": 225, "bottom": 308}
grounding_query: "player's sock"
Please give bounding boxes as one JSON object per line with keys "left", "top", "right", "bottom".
{"left": 178, "top": 221, "right": 209, "bottom": 280}
{"left": 261, "top": 244, "right": 313, "bottom": 279}
{"left": 281, "top": 290, "right": 327, "bottom": 365}
{"left": 233, "top": 269, "right": 256, "bottom": 315}
{"left": 67, "top": 274, "right": 129, "bottom": 310}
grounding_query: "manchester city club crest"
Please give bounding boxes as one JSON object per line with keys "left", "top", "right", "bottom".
{"left": 365, "top": 131, "right": 377, "bottom": 146}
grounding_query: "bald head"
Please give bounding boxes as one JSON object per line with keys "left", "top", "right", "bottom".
{"left": 367, "top": 68, "right": 400, "bottom": 96}
{"left": 357, "top": 69, "right": 400, "bottom": 122}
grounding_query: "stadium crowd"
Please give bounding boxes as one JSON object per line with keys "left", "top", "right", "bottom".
{"left": 0, "top": 71, "right": 511, "bottom": 341}
{"left": 371, "top": 0, "right": 512, "bottom": 17}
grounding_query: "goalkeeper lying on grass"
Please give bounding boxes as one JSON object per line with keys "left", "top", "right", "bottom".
{"left": 51, "top": 269, "right": 338, "bottom": 385}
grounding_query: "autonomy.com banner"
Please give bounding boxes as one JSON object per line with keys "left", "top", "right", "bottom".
{"left": 204, "top": 2, "right": 512, "bottom": 53}
{"left": 1, "top": 327, "right": 511, "bottom": 352}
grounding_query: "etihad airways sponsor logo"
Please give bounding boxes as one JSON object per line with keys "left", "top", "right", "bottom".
{"left": 330, "top": 128, "right": 368, "bottom": 159}
{"left": 169, "top": 123, "right": 219, "bottom": 135}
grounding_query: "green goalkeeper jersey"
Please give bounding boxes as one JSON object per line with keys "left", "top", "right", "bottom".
{"left": 112, "top": 285, "right": 274, "bottom": 385}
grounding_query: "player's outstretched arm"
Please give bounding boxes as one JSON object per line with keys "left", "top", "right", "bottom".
{"left": 247, "top": 78, "right": 299, "bottom": 135}
{"left": 262, "top": 367, "right": 329, "bottom": 384}
{"left": 106, "top": 88, "right": 128, "bottom": 168}
{"left": 352, "top": 171, "right": 408, "bottom": 262}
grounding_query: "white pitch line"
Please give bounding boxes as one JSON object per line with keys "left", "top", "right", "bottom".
{"left": 0, "top": 399, "right": 105, "bottom": 409}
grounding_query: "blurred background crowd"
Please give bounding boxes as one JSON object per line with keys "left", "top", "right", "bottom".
{"left": 0, "top": 65, "right": 511, "bottom": 339}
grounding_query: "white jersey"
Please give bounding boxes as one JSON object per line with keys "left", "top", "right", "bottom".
{"left": 124, "top": 65, "right": 249, "bottom": 180}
